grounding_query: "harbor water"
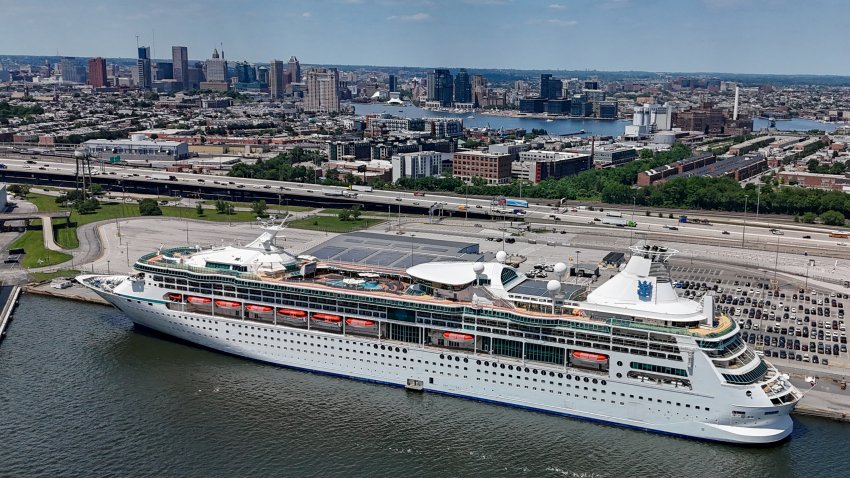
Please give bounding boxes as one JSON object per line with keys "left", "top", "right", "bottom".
{"left": 2, "top": 295, "right": 849, "bottom": 478}
{"left": 349, "top": 103, "right": 842, "bottom": 138}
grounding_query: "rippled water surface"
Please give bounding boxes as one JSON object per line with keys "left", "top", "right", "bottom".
{"left": 2, "top": 295, "right": 849, "bottom": 477}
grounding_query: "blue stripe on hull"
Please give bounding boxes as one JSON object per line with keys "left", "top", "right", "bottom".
{"left": 130, "top": 322, "right": 790, "bottom": 447}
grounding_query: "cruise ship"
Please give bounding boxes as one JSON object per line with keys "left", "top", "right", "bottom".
{"left": 78, "top": 220, "right": 801, "bottom": 445}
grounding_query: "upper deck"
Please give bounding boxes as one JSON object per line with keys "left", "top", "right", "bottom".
{"left": 136, "top": 246, "right": 736, "bottom": 340}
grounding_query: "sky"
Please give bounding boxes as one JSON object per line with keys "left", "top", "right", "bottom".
{"left": 1, "top": 0, "right": 847, "bottom": 75}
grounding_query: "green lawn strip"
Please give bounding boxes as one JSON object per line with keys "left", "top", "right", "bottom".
{"left": 30, "top": 269, "right": 81, "bottom": 282}
{"left": 287, "top": 216, "right": 383, "bottom": 233}
{"left": 7, "top": 227, "right": 73, "bottom": 268}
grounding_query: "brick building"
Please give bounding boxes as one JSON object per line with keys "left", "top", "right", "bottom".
{"left": 452, "top": 151, "right": 513, "bottom": 185}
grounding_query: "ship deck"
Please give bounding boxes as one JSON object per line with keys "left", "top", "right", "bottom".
{"left": 138, "top": 251, "right": 736, "bottom": 340}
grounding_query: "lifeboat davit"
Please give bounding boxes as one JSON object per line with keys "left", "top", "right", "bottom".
{"left": 214, "top": 299, "right": 241, "bottom": 309}
{"left": 245, "top": 304, "right": 273, "bottom": 313}
{"left": 346, "top": 318, "right": 376, "bottom": 327}
{"left": 312, "top": 313, "right": 342, "bottom": 323}
{"left": 186, "top": 296, "right": 212, "bottom": 305}
{"left": 277, "top": 308, "right": 307, "bottom": 318}
{"left": 166, "top": 293, "right": 183, "bottom": 302}
{"left": 442, "top": 331, "right": 474, "bottom": 341}
{"left": 571, "top": 351, "right": 608, "bottom": 362}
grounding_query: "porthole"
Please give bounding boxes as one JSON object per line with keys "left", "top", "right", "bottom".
{"left": 533, "top": 369, "right": 538, "bottom": 375}
{"left": 583, "top": 377, "right": 589, "bottom": 383}
{"left": 525, "top": 367, "right": 530, "bottom": 373}
{"left": 381, "top": 345, "right": 386, "bottom": 350}
{"left": 484, "top": 361, "right": 490, "bottom": 366}
{"left": 601, "top": 380, "right": 607, "bottom": 386}
{"left": 558, "top": 373, "right": 563, "bottom": 379}
{"left": 440, "top": 354, "right": 445, "bottom": 359}
{"left": 500, "top": 364, "right": 505, "bottom": 369}
{"left": 455, "top": 356, "right": 460, "bottom": 362}
{"left": 617, "top": 361, "right": 623, "bottom": 367}
{"left": 476, "top": 360, "right": 481, "bottom": 365}
{"left": 508, "top": 365, "right": 514, "bottom": 370}
{"left": 592, "top": 379, "right": 598, "bottom": 384}
{"left": 616, "top": 373, "right": 622, "bottom": 378}
{"left": 463, "top": 358, "right": 468, "bottom": 363}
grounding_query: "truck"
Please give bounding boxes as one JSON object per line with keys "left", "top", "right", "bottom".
{"left": 413, "top": 191, "right": 426, "bottom": 197}
{"left": 350, "top": 185, "right": 373, "bottom": 192}
{"left": 602, "top": 216, "right": 628, "bottom": 227}
{"left": 505, "top": 198, "right": 529, "bottom": 208}
{"left": 829, "top": 232, "right": 849, "bottom": 239}
{"left": 457, "top": 205, "right": 468, "bottom": 211}
{"left": 606, "top": 211, "right": 623, "bottom": 218}
{"left": 148, "top": 173, "right": 171, "bottom": 181}
{"left": 322, "top": 188, "right": 345, "bottom": 197}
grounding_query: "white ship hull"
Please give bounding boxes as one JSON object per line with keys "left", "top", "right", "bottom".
{"left": 89, "top": 283, "right": 794, "bottom": 445}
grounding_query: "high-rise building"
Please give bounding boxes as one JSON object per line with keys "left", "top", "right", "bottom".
{"left": 205, "top": 48, "right": 227, "bottom": 82}
{"left": 135, "top": 47, "right": 152, "bottom": 89}
{"left": 304, "top": 67, "right": 340, "bottom": 113}
{"left": 255, "top": 65, "right": 269, "bottom": 85}
{"left": 427, "top": 69, "right": 453, "bottom": 107}
{"left": 172, "top": 46, "right": 189, "bottom": 90}
{"left": 235, "top": 62, "right": 256, "bottom": 83}
{"left": 472, "top": 74, "right": 487, "bottom": 107}
{"left": 454, "top": 68, "right": 471, "bottom": 104}
{"left": 540, "top": 74, "right": 561, "bottom": 100}
{"left": 388, "top": 74, "right": 397, "bottom": 93}
{"left": 154, "top": 61, "right": 173, "bottom": 81}
{"left": 287, "top": 56, "right": 301, "bottom": 84}
{"left": 87, "top": 57, "right": 107, "bottom": 87}
{"left": 269, "top": 59, "right": 285, "bottom": 99}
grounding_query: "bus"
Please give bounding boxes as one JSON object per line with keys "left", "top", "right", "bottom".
{"left": 829, "top": 232, "right": 849, "bottom": 239}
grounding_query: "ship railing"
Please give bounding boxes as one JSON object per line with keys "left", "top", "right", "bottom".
{"left": 607, "top": 315, "right": 735, "bottom": 339}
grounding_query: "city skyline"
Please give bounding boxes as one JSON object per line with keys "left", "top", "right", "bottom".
{"left": 1, "top": 0, "right": 847, "bottom": 75}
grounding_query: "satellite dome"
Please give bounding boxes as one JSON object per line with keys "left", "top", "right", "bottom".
{"left": 554, "top": 262, "right": 567, "bottom": 275}
{"left": 473, "top": 262, "right": 485, "bottom": 274}
{"left": 495, "top": 251, "right": 507, "bottom": 263}
{"left": 547, "top": 280, "right": 561, "bottom": 293}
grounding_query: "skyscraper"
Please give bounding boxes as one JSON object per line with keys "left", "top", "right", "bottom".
{"left": 472, "top": 74, "right": 487, "bottom": 108}
{"left": 287, "top": 56, "right": 301, "bottom": 84}
{"left": 205, "top": 48, "right": 227, "bottom": 82}
{"left": 172, "top": 46, "right": 189, "bottom": 90}
{"left": 235, "top": 62, "right": 256, "bottom": 83}
{"left": 388, "top": 74, "right": 397, "bottom": 93}
{"left": 269, "top": 59, "right": 285, "bottom": 99}
{"left": 453, "top": 68, "right": 471, "bottom": 104}
{"left": 427, "top": 69, "right": 453, "bottom": 107}
{"left": 304, "top": 67, "right": 340, "bottom": 113}
{"left": 87, "top": 57, "right": 107, "bottom": 87}
{"left": 135, "top": 46, "right": 151, "bottom": 89}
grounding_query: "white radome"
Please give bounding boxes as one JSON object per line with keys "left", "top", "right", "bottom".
{"left": 547, "top": 280, "right": 561, "bottom": 293}
{"left": 496, "top": 251, "right": 507, "bottom": 263}
{"left": 473, "top": 262, "right": 485, "bottom": 274}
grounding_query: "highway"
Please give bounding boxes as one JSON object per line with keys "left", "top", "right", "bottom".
{"left": 1, "top": 152, "right": 848, "bottom": 258}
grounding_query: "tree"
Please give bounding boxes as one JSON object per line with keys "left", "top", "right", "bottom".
{"left": 820, "top": 210, "right": 845, "bottom": 226}
{"left": 338, "top": 210, "right": 352, "bottom": 221}
{"left": 800, "top": 212, "right": 817, "bottom": 224}
{"left": 351, "top": 205, "right": 362, "bottom": 220}
{"left": 75, "top": 198, "right": 100, "bottom": 214}
{"left": 149, "top": 133, "right": 159, "bottom": 140}
{"left": 196, "top": 203, "right": 205, "bottom": 216}
{"left": 7, "top": 184, "right": 31, "bottom": 198}
{"left": 251, "top": 200, "right": 268, "bottom": 218}
{"left": 89, "top": 183, "right": 104, "bottom": 196}
{"left": 139, "top": 198, "right": 162, "bottom": 216}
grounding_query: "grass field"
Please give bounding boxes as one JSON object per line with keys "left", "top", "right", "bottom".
{"left": 30, "top": 269, "right": 81, "bottom": 283}
{"left": 287, "top": 215, "right": 383, "bottom": 233}
{"left": 6, "top": 227, "right": 73, "bottom": 268}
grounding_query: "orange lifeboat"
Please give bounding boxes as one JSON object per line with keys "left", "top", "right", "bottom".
{"left": 442, "top": 331, "right": 474, "bottom": 341}
{"left": 571, "top": 351, "right": 608, "bottom": 362}
{"left": 166, "top": 293, "right": 183, "bottom": 302}
{"left": 186, "top": 296, "right": 212, "bottom": 305}
{"left": 277, "top": 308, "right": 307, "bottom": 318}
{"left": 346, "top": 318, "right": 376, "bottom": 327}
{"left": 245, "top": 304, "right": 273, "bottom": 313}
{"left": 214, "top": 299, "right": 241, "bottom": 309}
{"left": 312, "top": 313, "right": 342, "bottom": 323}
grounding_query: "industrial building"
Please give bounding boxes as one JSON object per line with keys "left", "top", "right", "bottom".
{"left": 83, "top": 134, "right": 190, "bottom": 161}
{"left": 728, "top": 136, "right": 775, "bottom": 155}
{"left": 625, "top": 104, "right": 672, "bottom": 139}
{"left": 637, "top": 153, "right": 766, "bottom": 186}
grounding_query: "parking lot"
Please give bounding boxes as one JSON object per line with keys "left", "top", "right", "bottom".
{"left": 669, "top": 265, "right": 849, "bottom": 374}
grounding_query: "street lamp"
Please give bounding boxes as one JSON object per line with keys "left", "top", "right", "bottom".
{"left": 574, "top": 250, "right": 581, "bottom": 284}
{"left": 805, "top": 259, "right": 815, "bottom": 290}
{"left": 741, "top": 194, "right": 749, "bottom": 248}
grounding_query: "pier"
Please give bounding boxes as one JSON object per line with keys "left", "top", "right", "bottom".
{"left": 0, "top": 284, "right": 22, "bottom": 344}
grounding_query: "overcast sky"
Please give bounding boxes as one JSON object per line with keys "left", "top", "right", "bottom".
{"left": 2, "top": 0, "right": 845, "bottom": 75}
